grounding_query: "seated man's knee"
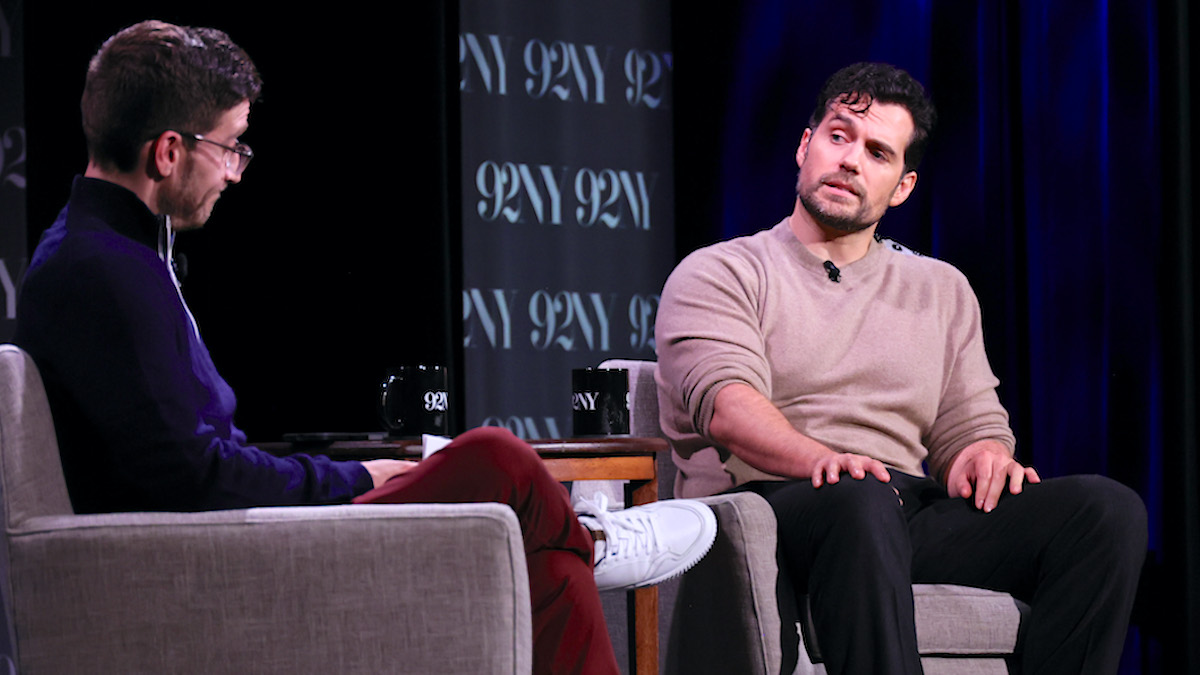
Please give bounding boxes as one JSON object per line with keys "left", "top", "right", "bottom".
{"left": 1032, "top": 475, "right": 1148, "bottom": 566}
{"left": 768, "top": 476, "right": 906, "bottom": 543}
{"left": 765, "top": 476, "right": 912, "bottom": 589}
{"left": 816, "top": 476, "right": 902, "bottom": 519}
{"left": 447, "top": 426, "right": 543, "bottom": 477}
{"left": 1060, "top": 474, "right": 1147, "bottom": 548}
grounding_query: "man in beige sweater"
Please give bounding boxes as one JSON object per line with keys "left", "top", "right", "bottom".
{"left": 656, "top": 63, "right": 1146, "bottom": 674}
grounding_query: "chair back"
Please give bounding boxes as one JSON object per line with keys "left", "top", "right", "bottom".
{"left": 0, "top": 344, "right": 73, "bottom": 526}
{"left": 598, "top": 359, "right": 674, "bottom": 497}
{"left": 0, "top": 344, "right": 73, "bottom": 671}
{"left": 598, "top": 358, "right": 662, "bottom": 437}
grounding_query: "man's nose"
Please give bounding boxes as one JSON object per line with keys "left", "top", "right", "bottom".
{"left": 839, "top": 145, "right": 861, "bottom": 173}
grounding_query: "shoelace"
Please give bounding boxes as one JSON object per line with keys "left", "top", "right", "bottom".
{"left": 578, "top": 493, "right": 663, "bottom": 561}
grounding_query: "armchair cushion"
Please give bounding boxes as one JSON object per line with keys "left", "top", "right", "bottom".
{"left": 913, "top": 584, "right": 1026, "bottom": 655}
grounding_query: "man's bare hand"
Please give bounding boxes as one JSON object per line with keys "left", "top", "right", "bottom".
{"left": 945, "top": 441, "right": 1040, "bottom": 512}
{"left": 362, "top": 459, "right": 418, "bottom": 488}
{"left": 811, "top": 452, "right": 892, "bottom": 488}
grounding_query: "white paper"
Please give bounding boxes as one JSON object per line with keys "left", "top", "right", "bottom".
{"left": 421, "top": 434, "right": 453, "bottom": 459}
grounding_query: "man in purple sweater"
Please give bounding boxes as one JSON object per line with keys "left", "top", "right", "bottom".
{"left": 656, "top": 63, "right": 1146, "bottom": 674}
{"left": 16, "top": 20, "right": 715, "bottom": 675}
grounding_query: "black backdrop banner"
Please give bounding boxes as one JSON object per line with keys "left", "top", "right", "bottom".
{"left": 459, "top": 1, "right": 674, "bottom": 438}
{"left": 0, "top": 0, "right": 22, "bottom": 664}
{"left": 0, "top": 0, "right": 24, "bottom": 344}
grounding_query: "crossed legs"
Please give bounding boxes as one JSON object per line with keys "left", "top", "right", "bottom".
{"left": 354, "top": 426, "right": 619, "bottom": 675}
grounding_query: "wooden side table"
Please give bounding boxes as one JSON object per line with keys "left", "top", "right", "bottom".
{"left": 261, "top": 436, "right": 665, "bottom": 675}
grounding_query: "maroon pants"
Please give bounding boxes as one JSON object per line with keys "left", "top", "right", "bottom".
{"left": 352, "top": 426, "right": 619, "bottom": 675}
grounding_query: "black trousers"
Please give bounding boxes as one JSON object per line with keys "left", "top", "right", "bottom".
{"left": 745, "top": 472, "right": 1147, "bottom": 675}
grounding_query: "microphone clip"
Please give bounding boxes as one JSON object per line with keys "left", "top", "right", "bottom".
{"left": 823, "top": 260, "right": 841, "bottom": 283}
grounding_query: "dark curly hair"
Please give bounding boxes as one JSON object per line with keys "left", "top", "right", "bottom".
{"left": 808, "top": 62, "right": 937, "bottom": 173}
{"left": 82, "top": 20, "right": 263, "bottom": 172}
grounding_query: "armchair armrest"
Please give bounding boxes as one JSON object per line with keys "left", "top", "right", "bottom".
{"left": 8, "top": 503, "right": 531, "bottom": 674}
{"left": 666, "top": 492, "right": 781, "bottom": 675}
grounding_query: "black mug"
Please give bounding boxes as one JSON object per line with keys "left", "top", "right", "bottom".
{"left": 378, "top": 365, "right": 449, "bottom": 438}
{"left": 571, "top": 368, "right": 630, "bottom": 436}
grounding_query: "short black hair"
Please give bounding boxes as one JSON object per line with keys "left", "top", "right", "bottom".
{"left": 808, "top": 62, "right": 937, "bottom": 173}
{"left": 82, "top": 20, "right": 263, "bottom": 172}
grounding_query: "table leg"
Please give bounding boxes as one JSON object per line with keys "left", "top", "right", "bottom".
{"left": 632, "top": 586, "right": 659, "bottom": 674}
{"left": 628, "top": 475, "right": 659, "bottom": 675}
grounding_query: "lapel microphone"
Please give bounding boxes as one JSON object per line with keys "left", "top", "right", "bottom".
{"left": 823, "top": 260, "right": 841, "bottom": 283}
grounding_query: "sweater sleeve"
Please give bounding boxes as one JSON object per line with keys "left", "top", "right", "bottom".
{"left": 18, "top": 239, "right": 372, "bottom": 512}
{"left": 656, "top": 246, "right": 772, "bottom": 444}
{"left": 923, "top": 272, "right": 1016, "bottom": 482}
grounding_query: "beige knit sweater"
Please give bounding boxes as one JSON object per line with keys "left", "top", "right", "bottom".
{"left": 656, "top": 220, "right": 1015, "bottom": 498}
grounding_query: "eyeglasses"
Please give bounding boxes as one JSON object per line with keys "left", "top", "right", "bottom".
{"left": 175, "top": 131, "right": 254, "bottom": 175}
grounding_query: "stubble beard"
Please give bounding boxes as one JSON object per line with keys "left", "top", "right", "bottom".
{"left": 159, "top": 157, "right": 218, "bottom": 231}
{"left": 796, "top": 170, "right": 880, "bottom": 234}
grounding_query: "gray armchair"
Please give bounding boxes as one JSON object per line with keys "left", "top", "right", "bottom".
{"left": 604, "top": 358, "right": 1028, "bottom": 675}
{"left": 0, "top": 344, "right": 532, "bottom": 675}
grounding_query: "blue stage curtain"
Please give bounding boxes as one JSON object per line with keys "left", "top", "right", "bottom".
{"left": 676, "top": 0, "right": 1194, "bottom": 670}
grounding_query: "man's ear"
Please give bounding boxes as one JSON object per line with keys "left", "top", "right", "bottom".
{"left": 889, "top": 170, "right": 918, "bottom": 207}
{"left": 147, "top": 131, "right": 185, "bottom": 180}
{"left": 795, "top": 128, "right": 813, "bottom": 167}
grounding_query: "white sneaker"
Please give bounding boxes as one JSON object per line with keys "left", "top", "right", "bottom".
{"left": 575, "top": 492, "right": 717, "bottom": 591}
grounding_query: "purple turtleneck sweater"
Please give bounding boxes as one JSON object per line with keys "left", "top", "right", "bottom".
{"left": 15, "top": 177, "right": 372, "bottom": 513}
